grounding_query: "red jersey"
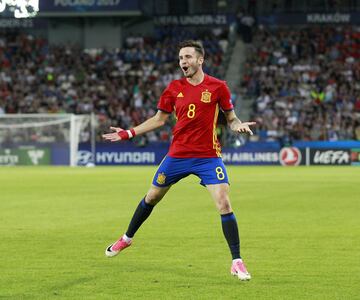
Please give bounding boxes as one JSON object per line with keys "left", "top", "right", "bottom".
{"left": 157, "top": 74, "right": 234, "bottom": 158}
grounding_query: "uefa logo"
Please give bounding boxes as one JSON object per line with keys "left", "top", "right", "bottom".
{"left": 279, "top": 147, "right": 302, "bottom": 166}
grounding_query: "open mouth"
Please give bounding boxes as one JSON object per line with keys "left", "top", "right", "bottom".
{"left": 182, "top": 67, "right": 189, "bottom": 72}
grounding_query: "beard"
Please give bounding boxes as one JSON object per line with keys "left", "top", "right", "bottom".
{"left": 184, "top": 66, "right": 199, "bottom": 78}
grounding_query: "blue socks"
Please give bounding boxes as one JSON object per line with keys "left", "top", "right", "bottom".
{"left": 126, "top": 198, "right": 154, "bottom": 238}
{"left": 221, "top": 212, "right": 241, "bottom": 259}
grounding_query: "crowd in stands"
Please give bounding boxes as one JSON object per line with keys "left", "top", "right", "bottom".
{"left": 0, "top": 27, "right": 229, "bottom": 143}
{"left": 2, "top": 24, "right": 360, "bottom": 145}
{"left": 242, "top": 25, "right": 360, "bottom": 142}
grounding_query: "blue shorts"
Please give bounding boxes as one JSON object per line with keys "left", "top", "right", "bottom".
{"left": 152, "top": 156, "right": 229, "bottom": 187}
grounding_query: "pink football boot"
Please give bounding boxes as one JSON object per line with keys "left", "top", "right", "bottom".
{"left": 231, "top": 259, "right": 251, "bottom": 281}
{"left": 105, "top": 236, "right": 132, "bottom": 257}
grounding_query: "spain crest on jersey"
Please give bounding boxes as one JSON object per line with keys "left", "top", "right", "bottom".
{"left": 201, "top": 90, "right": 211, "bottom": 103}
{"left": 156, "top": 172, "right": 166, "bottom": 185}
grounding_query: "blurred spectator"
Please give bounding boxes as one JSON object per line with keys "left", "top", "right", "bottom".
{"left": 0, "top": 28, "right": 229, "bottom": 142}
{"left": 241, "top": 25, "right": 360, "bottom": 141}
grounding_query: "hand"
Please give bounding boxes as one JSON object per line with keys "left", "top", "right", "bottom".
{"left": 102, "top": 127, "right": 124, "bottom": 142}
{"left": 233, "top": 122, "right": 256, "bottom": 135}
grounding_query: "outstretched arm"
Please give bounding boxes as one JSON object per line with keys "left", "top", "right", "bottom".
{"left": 102, "top": 110, "right": 170, "bottom": 142}
{"left": 223, "top": 110, "right": 256, "bottom": 135}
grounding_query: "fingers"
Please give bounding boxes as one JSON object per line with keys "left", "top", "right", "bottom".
{"left": 238, "top": 122, "right": 255, "bottom": 135}
{"left": 102, "top": 126, "right": 124, "bottom": 142}
{"left": 104, "top": 127, "right": 123, "bottom": 141}
{"left": 236, "top": 121, "right": 256, "bottom": 135}
{"left": 237, "top": 128, "right": 253, "bottom": 135}
{"left": 244, "top": 122, "right": 256, "bottom": 126}
{"left": 102, "top": 133, "right": 113, "bottom": 138}
{"left": 110, "top": 126, "right": 123, "bottom": 132}
{"left": 102, "top": 133, "right": 121, "bottom": 142}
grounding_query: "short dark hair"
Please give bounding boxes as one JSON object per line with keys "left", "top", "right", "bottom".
{"left": 178, "top": 40, "right": 205, "bottom": 58}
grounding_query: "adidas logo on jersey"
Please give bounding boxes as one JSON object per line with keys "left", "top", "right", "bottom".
{"left": 177, "top": 92, "right": 184, "bottom": 98}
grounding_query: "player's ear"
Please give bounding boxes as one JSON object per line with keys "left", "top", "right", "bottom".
{"left": 198, "top": 55, "right": 204, "bottom": 65}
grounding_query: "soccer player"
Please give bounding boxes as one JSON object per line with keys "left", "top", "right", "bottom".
{"left": 102, "top": 40, "right": 255, "bottom": 281}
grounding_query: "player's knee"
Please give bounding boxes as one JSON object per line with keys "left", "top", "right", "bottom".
{"left": 145, "top": 189, "right": 164, "bottom": 205}
{"left": 215, "top": 189, "right": 229, "bottom": 202}
{"left": 215, "top": 191, "right": 231, "bottom": 213}
{"left": 217, "top": 200, "right": 232, "bottom": 213}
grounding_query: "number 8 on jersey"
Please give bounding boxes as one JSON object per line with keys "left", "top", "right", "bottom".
{"left": 187, "top": 104, "right": 196, "bottom": 119}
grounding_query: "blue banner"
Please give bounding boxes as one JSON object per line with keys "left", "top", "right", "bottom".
{"left": 77, "top": 142, "right": 283, "bottom": 166}
{"left": 78, "top": 142, "right": 168, "bottom": 166}
{"left": 40, "top": 0, "right": 139, "bottom": 13}
{"left": 52, "top": 143, "right": 70, "bottom": 165}
{"left": 222, "top": 142, "right": 281, "bottom": 165}
{"left": 2, "top": 141, "right": 359, "bottom": 166}
{"left": 154, "top": 14, "right": 235, "bottom": 26}
{"left": 293, "top": 140, "right": 360, "bottom": 149}
{"left": 258, "top": 13, "right": 359, "bottom": 25}
{"left": 77, "top": 141, "right": 360, "bottom": 166}
{"left": 0, "top": 18, "right": 48, "bottom": 29}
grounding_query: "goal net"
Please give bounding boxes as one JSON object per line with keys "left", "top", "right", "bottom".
{"left": 0, "top": 114, "right": 91, "bottom": 166}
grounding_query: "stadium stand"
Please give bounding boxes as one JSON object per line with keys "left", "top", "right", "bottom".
{"left": 241, "top": 25, "right": 360, "bottom": 143}
{"left": 1, "top": 24, "right": 359, "bottom": 145}
{"left": 0, "top": 27, "right": 229, "bottom": 142}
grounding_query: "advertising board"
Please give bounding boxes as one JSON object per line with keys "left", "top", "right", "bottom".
{"left": 0, "top": 147, "right": 50, "bottom": 166}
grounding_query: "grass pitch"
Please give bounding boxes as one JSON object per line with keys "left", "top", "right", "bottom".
{"left": 0, "top": 166, "right": 359, "bottom": 299}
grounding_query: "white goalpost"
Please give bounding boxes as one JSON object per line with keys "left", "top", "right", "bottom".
{"left": 0, "top": 114, "right": 91, "bottom": 166}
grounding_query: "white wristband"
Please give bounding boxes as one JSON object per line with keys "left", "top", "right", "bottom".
{"left": 127, "top": 130, "right": 134, "bottom": 138}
